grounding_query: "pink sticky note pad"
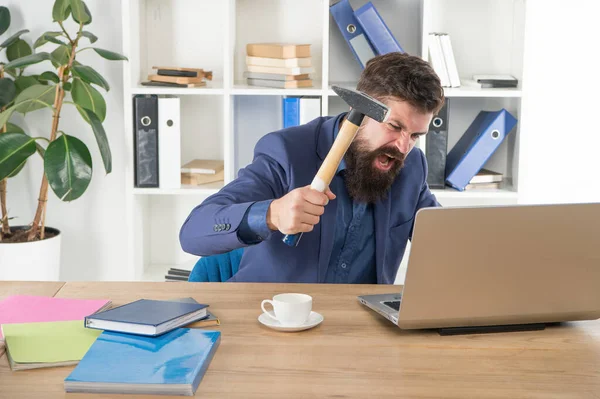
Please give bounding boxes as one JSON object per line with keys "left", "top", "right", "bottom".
{"left": 0, "top": 295, "right": 110, "bottom": 339}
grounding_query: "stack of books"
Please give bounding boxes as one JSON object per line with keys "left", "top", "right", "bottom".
{"left": 244, "top": 43, "right": 314, "bottom": 89}
{"left": 464, "top": 169, "right": 504, "bottom": 190}
{"left": 471, "top": 75, "right": 519, "bottom": 89}
{"left": 142, "top": 66, "right": 213, "bottom": 88}
{"left": 180, "top": 159, "right": 224, "bottom": 186}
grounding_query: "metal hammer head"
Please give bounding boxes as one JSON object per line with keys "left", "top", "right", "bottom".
{"left": 332, "top": 85, "right": 390, "bottom": 123}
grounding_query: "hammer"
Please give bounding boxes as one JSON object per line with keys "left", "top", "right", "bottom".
{"left": 282, "top": 85, "right": 391, "bottom": 247}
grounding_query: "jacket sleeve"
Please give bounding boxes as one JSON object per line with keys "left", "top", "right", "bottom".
{"left": 179, "top": 134, "right": 289, "bottom": 256}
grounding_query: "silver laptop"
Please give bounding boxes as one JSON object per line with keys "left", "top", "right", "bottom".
{"left": 359, "top": 202, "right": 600, "bottom": 333}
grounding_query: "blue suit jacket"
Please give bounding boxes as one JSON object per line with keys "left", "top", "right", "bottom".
{"left": 179, "top": 114, "right": 439, "bottom": 284}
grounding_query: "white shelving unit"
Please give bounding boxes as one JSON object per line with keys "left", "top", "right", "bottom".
{"left": 121, "top": 0, "right": 528, "bottom": 281}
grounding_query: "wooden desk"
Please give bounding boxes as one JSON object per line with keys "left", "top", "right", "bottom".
{"left": 1, "top": 281, "right": 600, "bottom": 399}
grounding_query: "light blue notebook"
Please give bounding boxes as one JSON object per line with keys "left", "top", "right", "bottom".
{"left": 64, "top": 328, "right": 220, "bottom": 396}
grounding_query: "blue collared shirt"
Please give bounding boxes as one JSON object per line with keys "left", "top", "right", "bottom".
{"left": 237, "top": 116, "right": 376, "bottom": 283}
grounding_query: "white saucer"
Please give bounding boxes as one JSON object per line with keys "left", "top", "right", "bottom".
{"left": 258, "top": 311, "right": 324, "bottom": 332}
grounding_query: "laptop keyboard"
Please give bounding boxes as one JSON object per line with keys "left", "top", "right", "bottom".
{"left": 383, "top": 301, "right": 401, "bottom": 311}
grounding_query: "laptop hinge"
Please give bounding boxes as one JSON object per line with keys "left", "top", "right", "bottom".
{"left": 438, "top": 323, "right": 546, "bottom": 336}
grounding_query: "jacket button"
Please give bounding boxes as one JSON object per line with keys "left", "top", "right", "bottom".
{"left": 225, "top": 223, "right": 231, "bottom": 230}
{"left": 213, "top": 225, "right": 218, "bottom": 231}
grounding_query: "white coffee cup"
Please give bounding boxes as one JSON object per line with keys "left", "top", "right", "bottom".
{"left": 261, "top": 293, "right": 312, "bottom": 327}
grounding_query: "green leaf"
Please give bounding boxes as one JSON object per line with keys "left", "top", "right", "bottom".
{"left": 52, "top": 0, "right": 71, "bottom": 22}
{"left": 39, "top": 71, "right": 60, "bottom": 84}
{"left": 45, "top": 134, "right": 92, "bottom": 201}
{"left": 71, "top": 78, "right": 106, "bottom": 121}
{"left": 72, "top": 64, "right": 109, "bottom": 91}
{"left": 43, "top": 34, "right": 67, "bottom": 47}
{"left": 0, "top": 29, "right": 29, "bottom": 49}
{"left": 34, "top": 31, "right": 63, "bottom": 49}
{"left": 4, "top": 52, "right": 51, "bottom": 70}
{"left": 80, "top": 31, "right": 97, "bottom": 43}
{"left": 5, "top": 122, "right": 24, "bottom": 134}
{"left": 0, "top": 132, "right": 36, "bottom": 180}
{"left": 7, "top": 39, "right": 33, "bottom": 62}
{"left": 14, "top": 84, "right": 56, "bottom": 114}
{"left": 74, "top": 103, "right": 90, "bottom": 123}
{"left": 93, "top": 48, "right": 128, "bottom": 61}
{"left": 7, "top": 159, "right": 25, "bottom": 178}
{"left": 69, "top": 0, "right": 91, "bottom": 25}
{"left": 0, "top": 78, "right": 16, "bottom": 108}
{"left": 50, "top": 46, "right": 70, "bottom": 67}
{"left": 14, "top": 76, "right": 39, "bottom": 94}
{"left": 63, "top": 81, "right": 72, "bottom": 91}
{"left": 82, "top": 109, "right": 111, "bottom": 173}
{"left": 0, "top": 106, "right": 15, "bottom": 127}
{"left": 0, "top": 7, "right": 10, "bottom": 36}
{"left": 4, "top": 130, "right": 36, "bottom": 178}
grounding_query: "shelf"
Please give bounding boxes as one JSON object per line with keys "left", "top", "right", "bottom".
{"left": 232, "top": 81, "right": 324, "bottom": 96}
{"left": 133, "top": 182, "right": 224, "bottom": 196}
{"left": 432, "top": 187, "right": 518, "bottom": 200}
{"left": 131, "top": 81, "right": 225, "bottom": 96}
{"left": 328, "top": 83, "right": 521, "bottom": 98}
{"left": 443, "top": 86, "right": 522, "bottom": 98}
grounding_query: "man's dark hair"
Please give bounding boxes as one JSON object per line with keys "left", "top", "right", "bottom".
{"left": 357, "top": 52, "right": 445, "bottom": 115}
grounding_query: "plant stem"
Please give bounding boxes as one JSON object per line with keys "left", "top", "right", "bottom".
{"left": 0, "top": 67, "right": 10, "bottom": 239}
{"left": 58, "top": 21, "right": 74, "bottom": 45}
{"left": 27, "top": 63, "right": 72, "bottom": 241}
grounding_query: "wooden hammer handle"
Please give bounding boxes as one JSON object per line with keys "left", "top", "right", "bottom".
{"left": 282, "top": 118, "right": 361, "bottom": 248}
{"left": 310, "top": 119, "right": 360, "bottom": 192}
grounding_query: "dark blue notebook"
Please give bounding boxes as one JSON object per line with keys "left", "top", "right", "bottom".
{"left": 64, "top": 329, "right": 221, "bottom": 396}
{"left": 84, "top": 299, "right": 208, "bottom": 336}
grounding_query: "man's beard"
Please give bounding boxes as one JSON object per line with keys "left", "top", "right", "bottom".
{"left": 344, "top": 137, "right": 405, "bottom": 204}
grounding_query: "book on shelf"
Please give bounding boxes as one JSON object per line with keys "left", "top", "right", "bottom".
{"left": 246, "top": 65, "right": 314, "bottom": 76}
{"left": 142, "top": 66, "right": 213, "bottom": 88}
{"left": 428, "top": 33, "right": 460, "bottom": 87}
{"left": 181, "top": 159, "right": 225, "bottom": 186}
{"left": 464, "top": 182, "right": 503, "bottom": 191}
{"left": 246, "top": 43, "right": 311, "bottom": 59}
{"left": 247, "top": 78, "right": 313, "bottom": 89}
{"left": 147, "top": 74, "right": 205, "bottom": 85}
{"left": 244, "top": 72, "right": 310, "bottom": 82}
{"left": 473, "top": 74, "right": 518, "bottom": 88}
{"left": 2, "top": 320, "right": 102, "bottom": 371}
{"left": 153, "top": 66, "right": 213, "bottom": 81}
{"left": 84, "top": 299, "right": 209, "bottom": 337}
{"left": 469, "top": 169, "right": 503, "bottom": 184}
{"left": 64, "top": 329, "right": 221, "bottom": 396}
{"left": 246, "top": 56, "right": 312, "bottom": 68}
{"left": 141, "top": 81, "right": 206, "bottom": 88}
{"left": 245, "top": 43, "right": 313, "bottom": 88}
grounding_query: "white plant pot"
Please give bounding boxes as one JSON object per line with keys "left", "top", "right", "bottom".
{"left": 0, "top": 227, "right": 61, "bottom": 281}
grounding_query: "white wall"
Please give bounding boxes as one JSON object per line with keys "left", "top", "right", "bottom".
{"left": 519, "top": 0, "right": 600, "bottom": 204}
{"left": 2, "top": 0, "right": 127, "bottom": 280}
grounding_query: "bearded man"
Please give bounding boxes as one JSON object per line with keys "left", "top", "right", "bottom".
{"left": 180, "top": 52, "right": 445, "bottom": 284}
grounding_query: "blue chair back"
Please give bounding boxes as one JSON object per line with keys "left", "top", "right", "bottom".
{"left": 188, "top": 248, "right": 244, "bottom": 282}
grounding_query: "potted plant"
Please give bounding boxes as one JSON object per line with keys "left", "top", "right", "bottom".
{"left": 0, "top": 1, "right": 127, "bottom": 280}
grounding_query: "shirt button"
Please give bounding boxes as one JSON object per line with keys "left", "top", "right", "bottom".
{"left": 341, "top": 263, "right": 347, "bottom": 269}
